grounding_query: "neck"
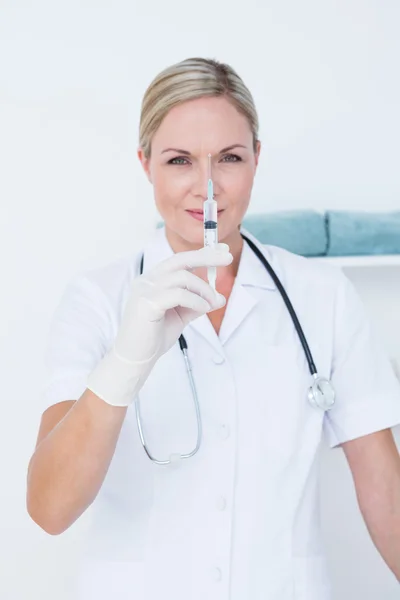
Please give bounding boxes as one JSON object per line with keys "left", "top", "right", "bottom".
{"left": 165, "top": 226, "right": 243, "bottom": 280}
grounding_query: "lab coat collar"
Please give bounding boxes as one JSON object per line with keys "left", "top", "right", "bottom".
{"left": 214, "top": 226, "right": 278, "bottom": 345}
{"left": 237, "top": 226, "right": 277, "bottom": 291}
{"left": 139, "top": 225, "right": 278, "bottom": 350}
{"left": 139, "top": 225, "right": 175, "bottom": 275}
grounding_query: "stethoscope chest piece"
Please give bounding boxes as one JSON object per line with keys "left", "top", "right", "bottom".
{"left": 308, "top": 374, "right": 335, "bottom": 411}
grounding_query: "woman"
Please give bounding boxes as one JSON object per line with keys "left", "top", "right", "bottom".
{"left": 27, "top": 58, "right": 400, "bottom": 599}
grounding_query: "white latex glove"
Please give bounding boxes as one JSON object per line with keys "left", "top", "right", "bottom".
{"left": 86, "top": 243, "right": 233, "bottom": 406}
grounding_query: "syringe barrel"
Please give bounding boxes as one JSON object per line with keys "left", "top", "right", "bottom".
{"left": 203, "top": 199, "right": 217, "bottom": 226}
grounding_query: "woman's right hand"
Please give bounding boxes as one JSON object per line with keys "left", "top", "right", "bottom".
{"left": 115, "top": 242, "right": 233, "bottom": 364}
{"left": 86, "top": 243, "right": 233, "bottom": 407}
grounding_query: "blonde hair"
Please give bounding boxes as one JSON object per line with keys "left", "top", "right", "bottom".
{"left": 139, "top": 57, "right": 259, "bottom": 159}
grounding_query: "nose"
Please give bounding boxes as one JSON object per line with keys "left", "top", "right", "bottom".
{"left": 191, "top": 157, "right": 220, "bottom": 200}
{"left": 191, "top": 160, "right": 210, "bottom": 200}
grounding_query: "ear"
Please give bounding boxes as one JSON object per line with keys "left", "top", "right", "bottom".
{"left": 254, "top": 140, "right": 261, "bottom": 169}
{"left": 137, "top": 147, "right": 153, "bottom": 183}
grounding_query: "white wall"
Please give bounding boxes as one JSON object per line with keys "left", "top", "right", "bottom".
{"left": 1, "top": 1, "right": 399, "bottom": 598}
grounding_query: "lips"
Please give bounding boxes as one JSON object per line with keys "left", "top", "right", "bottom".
{"left": 186, "top": 209, "right": 224, "bottom": 222}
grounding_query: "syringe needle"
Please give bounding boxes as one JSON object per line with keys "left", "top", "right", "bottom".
{"left": 207, "top": 153, "right": 213, "bottom": 201}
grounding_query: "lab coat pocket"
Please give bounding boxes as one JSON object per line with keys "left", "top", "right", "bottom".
{"left": 293, "top": 556, "right": 332, "bottom": 600}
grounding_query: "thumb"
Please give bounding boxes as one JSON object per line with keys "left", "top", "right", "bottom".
{"left": 208, "top": 292, "right": 226, "bottom": 312}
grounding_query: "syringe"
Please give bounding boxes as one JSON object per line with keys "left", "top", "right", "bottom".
{"left": 203, "top": 154, "right": 218, "bottom": 290}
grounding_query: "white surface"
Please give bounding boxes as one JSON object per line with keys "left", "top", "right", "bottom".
{"left": 1, "top": 0, "right": 400, "bottom": 599}
{"left": 310, "top": 255, "right": 400, "bottom": 267}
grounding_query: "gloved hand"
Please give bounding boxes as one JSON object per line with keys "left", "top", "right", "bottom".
{"left": 86, "top": 243, "right": 233, "bottom": 406}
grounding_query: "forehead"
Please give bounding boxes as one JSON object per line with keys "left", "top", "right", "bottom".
{"left": 151, "top": 96, "right": 252, "bottom": 153}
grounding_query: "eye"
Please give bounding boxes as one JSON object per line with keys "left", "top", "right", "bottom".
{"left": 221, "top": 153, "right": 242, "bottom": 162}
{"left": 168, "top": 156, "right": 190, "bottom": 165}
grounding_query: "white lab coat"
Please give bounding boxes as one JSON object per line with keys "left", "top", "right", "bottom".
{"left": 40, "top": 226, "right": 400, "bottom": 599}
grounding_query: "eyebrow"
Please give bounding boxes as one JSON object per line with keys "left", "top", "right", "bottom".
{"left": 161, "top": 144, "right": 248, "bottom": 155}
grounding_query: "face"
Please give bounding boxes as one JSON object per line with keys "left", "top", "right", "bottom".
{"left": 138, "top": 96, "right": 261, "bottom": 250}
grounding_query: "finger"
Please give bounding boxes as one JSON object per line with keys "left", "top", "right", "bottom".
{"left": 146, "top": 288, "right": 212, "bottom": 321}
{"left": 151, "top": 243, "right": 233, "bottom": 277}
{"left": 157, "top": 270, "right": 225, "bottom": 310}
{"left": 175, "top": 305, "right": 207, "bottom": 327}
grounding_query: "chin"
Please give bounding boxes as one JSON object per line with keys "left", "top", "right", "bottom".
{"left": 180, "top": 228, "right": 204, "bottom": 248}
{"left": 164, "top": 212, "right": 241, "bottom": 249}
{"left": 184, "top": 224, "right": 239, "bottom": 247}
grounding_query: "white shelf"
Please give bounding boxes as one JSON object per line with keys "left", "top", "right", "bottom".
{"left": 309, "top": 254, "right": 400, "bottom": 268}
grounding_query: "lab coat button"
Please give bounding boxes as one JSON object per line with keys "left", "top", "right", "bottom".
{"left": 212, "top": 354, "right": 225, "bottom": 365}
{"left": 216, "top": 496, "right": 227, "bottom": 511}
{"left": 219, "top": 423, "right": 230, "bottom": 440}
{"left": 211, "top": 567, "right": 222, "bottom": 582}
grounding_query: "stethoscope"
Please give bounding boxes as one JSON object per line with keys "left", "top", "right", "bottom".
{"left": 134, "top": 233, "right": 336, "bottom": 465}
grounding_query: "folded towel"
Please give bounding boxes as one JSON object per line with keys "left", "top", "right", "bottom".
{"left": 326, "top": 210, "right": 400, "bottom": 256}
{"left": 242, "top": 210, "right": 328, "bottom": 257}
